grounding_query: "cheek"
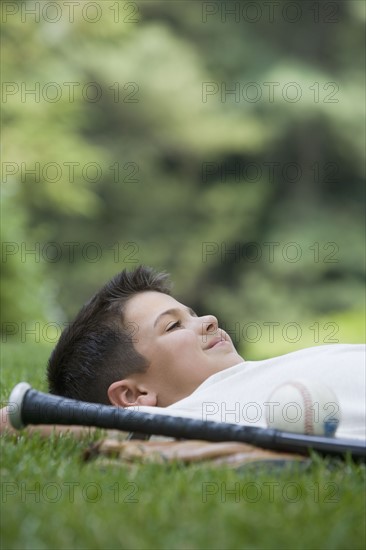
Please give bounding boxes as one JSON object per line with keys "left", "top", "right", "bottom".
{"left": 157, "top": 332, "right": 198, "bottom": 360}
{"left": 171, "top": 331, "right": 198, "bottom": 348}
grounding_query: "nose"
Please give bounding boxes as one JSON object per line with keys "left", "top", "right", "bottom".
{"left": 199, "top": 314, "right": 219, "bottom": 336}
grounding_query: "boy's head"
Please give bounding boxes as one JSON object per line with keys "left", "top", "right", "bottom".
{"left": 47, "top": 266, "right": 171, "bottom": 405}
{"left": 47, "top": 266, "right": 243, "bottom": 407}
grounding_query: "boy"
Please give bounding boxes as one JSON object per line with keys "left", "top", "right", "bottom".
{"left": 2, "top": 266, "right": 365, "bottom": 439}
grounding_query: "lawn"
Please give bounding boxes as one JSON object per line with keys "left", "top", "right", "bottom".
{"left": 1, "top": 342, "right": 365, "bottom": 550}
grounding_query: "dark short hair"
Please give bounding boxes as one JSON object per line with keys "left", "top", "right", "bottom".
{"left": 47, "top": 266, "right": 172, "bottom": 404}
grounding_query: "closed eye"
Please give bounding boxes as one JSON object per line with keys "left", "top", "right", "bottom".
{"left": 166, "top": 320, "right": 182, "bottom": 332}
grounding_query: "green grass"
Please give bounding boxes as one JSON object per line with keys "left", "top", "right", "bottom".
{"left": 1, "top": 342, "right": 365, "bottom": 550}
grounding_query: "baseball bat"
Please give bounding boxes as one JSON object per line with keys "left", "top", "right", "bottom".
{"left": 8, "top": 382, "right": 366, "bottom": 461}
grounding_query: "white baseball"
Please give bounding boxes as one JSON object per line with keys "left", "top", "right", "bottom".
{"left": 265, "top": 379, "right": 341, "bottom": 436}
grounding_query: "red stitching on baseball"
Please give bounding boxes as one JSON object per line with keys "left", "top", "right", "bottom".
{"left": 288, "top": 381, "right": 314, "bottom": 434}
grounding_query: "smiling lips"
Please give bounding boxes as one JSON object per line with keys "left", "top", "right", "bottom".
{"left": 204, "top": 335, "right": 228, "bottom": 350}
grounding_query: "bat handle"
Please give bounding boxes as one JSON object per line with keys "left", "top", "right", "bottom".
{"left": 8, "top": 382, "right": 32, "bottom": 430}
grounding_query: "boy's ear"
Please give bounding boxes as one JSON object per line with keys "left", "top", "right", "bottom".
{"left": 107, "top": 379, "right": 157, "bottom": 408}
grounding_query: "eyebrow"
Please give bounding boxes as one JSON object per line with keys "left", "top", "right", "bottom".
{"left": 153, "top": 307, "right": 197, "bottom": 328}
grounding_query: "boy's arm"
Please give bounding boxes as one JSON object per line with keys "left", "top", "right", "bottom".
{"left": 0, "top": 405, "right": 97, "bottom": 437}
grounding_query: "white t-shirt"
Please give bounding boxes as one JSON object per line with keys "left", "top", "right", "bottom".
{"left": 134, "top": 344, "right": 366, "bottom": 440}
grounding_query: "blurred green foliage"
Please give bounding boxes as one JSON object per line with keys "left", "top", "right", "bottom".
{"left": 1, "top": 0, "right": 365, "bottom": 358}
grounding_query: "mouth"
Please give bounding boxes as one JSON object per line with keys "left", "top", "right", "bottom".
{"left": 204, "top": 335, "right": 228, "bottom": 350}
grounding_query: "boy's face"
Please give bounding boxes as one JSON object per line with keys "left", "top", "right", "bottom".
{"left": 123, "top": 291, "right": 243, "bottom": 407}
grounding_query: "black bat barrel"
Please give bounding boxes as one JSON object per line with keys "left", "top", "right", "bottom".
{"left": 8, "top": 383, "right": 366, "bottom": 461}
